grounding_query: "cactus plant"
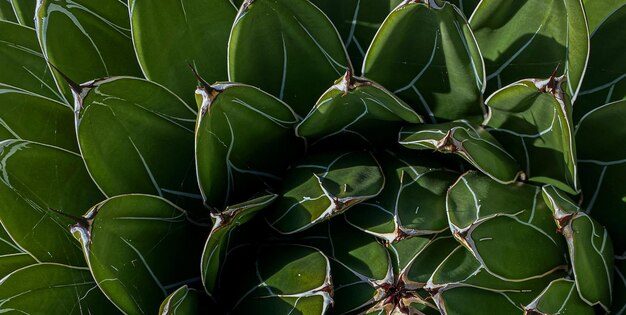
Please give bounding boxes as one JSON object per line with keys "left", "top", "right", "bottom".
{"left": 0, "top": 0, "right": 625, "bottom": 314}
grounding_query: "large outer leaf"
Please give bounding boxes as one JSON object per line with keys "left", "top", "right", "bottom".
{"left": 575, "top": 100, "right": 626, "bottom": 254}
{"left": 308, "top": 0, "right": 396, "bottom": 72}
{"left": 35, "top": 0, "right": 142, "bottom": 102}
{"left": 447, "top": 172, "right": 567, "bottom": 280}
{"left": 345, "top": 151, "right": 456, "bottom": 241}
{"left": 485, "top": 76, "right": 579, "bottom": 194}
{"left": 543, "top": 186, "right": 614, "bottom": 311}
{"left": 297, "top": 71, "right": 421, "bottom": 148}
{"left": 201, "top": 194, "right": 277, "bottom": 294}
{"left": 228, "top": 0, "right": 350, "bottom": 117}
{"left": 266, "top": 151, "right": 384, "bottom": 234}
{"left": 400, "top": 120, "right": 521, "bottom": 184}
{"left": 10, "top": 0, "right": 35, "bottom": 27}
{"left": 0, "top": 84, "right": 76, "bottom": 151}
{"left": 0, "top": 140, "right": 104, "bottom": 265}
{"left": 362, "top": 0, "right": 485, "bottom": 123}
{"left": 0, "top": 253, "right": 36, "bottom": 279}
{"left": 71, "top": 194, "right": 206, "bottom": 315}
{"left": 0, "top": 263, "right": 120, "bottom": 314}
{"left": 76, "top": 77, "right": 201, "bottom": 206}
{"left": 470, "top": 0, "right": 589, "bottom": 99}
{"left": 0, "top": 20, "right": 64, "bottom": 101}
{"left": 524, "top": 279, "right": 594, "bottom": 314}
{"left": 195, "top": 82, "right": 303, "bottom": 208}
{"left": 582, "top": 0, "right": 626, "bottom": 32}
{"left": 575, "top": 3, "right": 626, "bottom": 122}
{"left": 129, "top": 0, "right": 236, "bottom": 104}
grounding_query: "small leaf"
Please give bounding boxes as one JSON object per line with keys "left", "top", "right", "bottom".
{"left": 0, "top": 20, "right": 64, "bottom": 101}
{"left": 297, "top": 71, "right": 421, "bottom": 148}
{"left": 400, "top": 120, "right": 522, "bottom": 184}
{"left": 159, "top": 286, "right": 199, "bottom": 315}
{"left": 485, "top": 76, "right": 578, "bottom": 194}
{"left": 129, "top": 0, "right": 236, "bottom": 104}
{"left": 76, "top": 77, "right": 201, "bottom": 207}
{"left": 228, "top": 0, "right": 350, "bottom": 116}
{"left": 524, "top": 279, "right": 594, "bottom": 314}
{"left": 0, "top": 263, "right": 120, "bottom": 314}
{"left": 195, "top": 82, "right": 303, "bottom": 208}
{"left": 35, "top": 0, "right": 142, "bottom": 101}
{"left": 266, "top": 151, "right": 384, "bottom": 234}
{"left": 0, "top": 140, "right": 104, "bottom": 265}
{"left": 470, "top": 0, "right": 589, "bottom": 99}
{"left": 363, "top": 1, "right": 485, "bottom": 122}
{"left": 71, "top": 194, "right": 206, "bottom": 315}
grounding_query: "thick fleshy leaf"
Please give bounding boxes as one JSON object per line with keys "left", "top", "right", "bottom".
{"left": 221, "top": 244, "right": 333, "bottom": 314}
{"left": 362, "top": 1, "right": 485, "bottom": 123}
{"left": 345, "top": 151, "right": 456, "bottom": 241}
{"left": 470, "top": 0, "right": 589, "bottom": 99}
{"left": 201, "top": 194, "right": 277, "bottom": 294}
{"left": 524, "top": 279, "right": 594, "bottom": 314}
{"left": 228, "top": 0, "right": 350, "bottom": 117}
{"left": 575, "top": 100, "right": 626, "bottom": 254}
{"left": 0, "top": 84, "right": 76, "bottom": 151}
{"left": 0, "top": 224, "right": 22, "bottom": 255}
{"left": 35, "top": 0, "right": 142, "bottom": 101}
{"left": 0, "top": 253, "right": 36, "bottom": 279}
{"left": 0, "top": 140, "right": 104, "bottom": 265}
{"left": 0, "top": 263, "right": 120, "bottom": 314}
{"left": 0, "top": 1, "right": 17, "bottom": 22}
{"left": 10, "top": 0, "right": 35, "bottom": 27}
{"left": 71, "top": 194, "right": 206, "bottom": 315}
{"left": 297, "top": 71, "right": 421, "bottom": 148}
{"left": 266, "top": 151, "right": 384, "bottom": 234}
{"left": 400, "top": 120, "right": 521, "bottom": 184}
{"left": 583, "top": 0, "right": 626, "bottom": 34}
{"left": 542, "top": 186, "right": 614, "bottom": 311}
{"left": 485, "top": 76, "right": 579, "bottom": 194}
{"left": 75, "top": 77, "right": 200, "bottom": 206}
{"left": 0, "top": 20, "right": 64, "bottom": 101}
{"left": 159, "top": 286, "right": 199, "bottom": 315}
{"left": 575, "top": 4, "right": 626, "bottom": 122}
{"left": 195, "top": 82, "right": 303, "bottom": 208}
{"left": 129, "top": 0, "right": 236, "bottom": 104}
{"left": 447, "top": 172, "right": 567, "bottom": 280}
{"left": 448, "top": 0, "right": 479, "bottom": 18}
{"left": 308, "top": 0, "right": 396, "bottom": 72}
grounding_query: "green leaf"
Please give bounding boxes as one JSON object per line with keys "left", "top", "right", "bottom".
{"left": 524, "top": 279, "right": 594, "bottom": 314}
{"left": 362, "top": 1, "right": 485, "bottom": 122}
{"left": 0, "top": 263, "right": 120, "bottom": 314}
{"left": 195, "top": 82, "right": 303, "bottom": 208}
{"left": 0, "top": 140, "right": 104, "bottom": 265}
{"left": 613, "top": 257, "right": 626, "bottom": 314}
{"left": 575, "top": 4, "right": 626, "bottom": 122}
{"left": 447, "top": 0, "right": 480, "bottom": 18}
{"left": 71, "top": 194, "right": 206, "bottom": 315}
{"left": 129, "top": 0, "right": 236, "bottom": 104}
{"left": 0, "top": 224, "right": 22, "bottom": 255}
{"left": 266, "top": 151, "right": 384, "bottom": 234}
{"left": 485, "top": 76, "right": 579, "bottom": 194}
{"left": 222, "top": 244, "right": 333, "bottom": 314}
{"left": 0, "top": 253, "right": 36, "bottom": 279}
{"left": 390, "top": 235, "right": 458, "bottom": 287}
{"left": 345, "top": 151, "right": 456, "bottom": 241}
{"left": 0, "top": 0, "right": 17, "bottom": 22}
{"left": 0, "top": 20, "right": 64, "bottom": 102}
{"left": 201, "top": 194, "right": 277, "bottom": 294}
{"left": 583, "top": 0, "right": 626, "bottom": 33}
{"left": 35, "top": 0, "right": 142, "bottom": 102}
{"left": 0, "top": 84, "right": 77, "bottom": 151}
{"left": 447, "top": 172, "right": 567, "bottom": 280}
{"left": 296, "top": 71, "right": 421, "bottom": 148}
{"left": 75, "top": 77, "right": 201, "bottom": 207}
{"left": 228, "top": 0, "right": 350, "bottom": 117}
{"left": 575, "top": 100, "right": 626, "bottom": 254}
{"left": 470, "top": 0, "right": 589, "bottom": 99}
{"left": 400, "top": 120, "right": 522, "bottom": 184}
{"left": 542, "top": 186, "right": 614, "bottom": 312}
{"left": 159, "top": 286, "right": 199, "bottom": 315}
{"left": 308, "top": 0, "right": 396, "bottom": 72}
{"left": 10, "top": 0, "right": 35, "bottom": 27}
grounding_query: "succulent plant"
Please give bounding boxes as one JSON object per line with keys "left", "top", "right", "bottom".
{"left": 0, "top": 0, "right": 625, "bottom": 314}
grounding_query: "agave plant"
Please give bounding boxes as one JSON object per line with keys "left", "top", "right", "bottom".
{"left": 0, "top": 0, "right": 625, "bottom": 314}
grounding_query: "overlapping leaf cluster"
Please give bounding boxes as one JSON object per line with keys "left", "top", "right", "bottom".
{"left": 0, "top": 0, "right": 625, "bottom": 314}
